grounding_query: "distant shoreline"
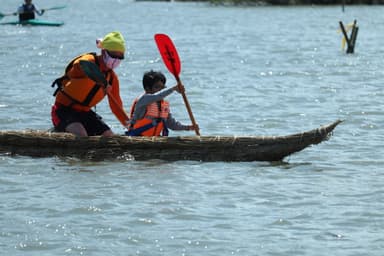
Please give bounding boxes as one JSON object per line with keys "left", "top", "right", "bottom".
{"left": 136, "top": 0, "right": 384, "bottom": 4}
{"left": 210, "top": 0, "right": 384, "bottom": 4}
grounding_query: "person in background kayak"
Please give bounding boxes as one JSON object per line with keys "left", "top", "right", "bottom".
{"left": 16, "top": 0, "right": 44, "bottom": 21}
{"left": 51, "top": 31, "right": 129, "bottom": 137}
{"left": 126, "top": 70, "right": 197, "bottom": 136}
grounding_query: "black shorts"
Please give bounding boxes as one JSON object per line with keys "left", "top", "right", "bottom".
{"left": 51, "top": 104, "right": 110, "bottom": 136}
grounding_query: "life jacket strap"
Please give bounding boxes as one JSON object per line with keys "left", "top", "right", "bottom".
{"left": 51, "top": 76, "right": 67, "bottom": 96}
{"left": 125, "top": 119, "right": 169, "bottom": 136}
{"left": 162, "top": 120, "right": 169, "bottom": 136}
{"left": 51, "top": 52, "right": 98, "bottom": 96}
{"left": 125, "top": 123, "right": 155, "bottom": 136}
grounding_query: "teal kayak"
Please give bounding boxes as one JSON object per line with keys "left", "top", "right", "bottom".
{"left": 0, "top": 19, "right": 64, "bottom": 27}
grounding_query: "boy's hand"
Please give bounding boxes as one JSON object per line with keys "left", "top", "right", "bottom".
{"left": 188, "top": 123, "right": 199, "bottom": 131}
{"left": 173, "top": 82, "right": 185, "bottom": 94}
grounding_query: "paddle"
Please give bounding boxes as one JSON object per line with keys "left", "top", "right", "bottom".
{"left": 154, "top": 33, "right": 200, "bottom": 136}
{"left": 0, "top": 12, "right": 16, "bottom": 19}
{"left": 0, "top": 5, "right": 66, "bottom": 20}
{"left": 42, "top": 5, "right": 67, "bottom": 11}
{"left": 78, "top": 60, "right": 129, "bottom": 124}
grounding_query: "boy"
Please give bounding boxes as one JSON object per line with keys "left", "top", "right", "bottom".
{"left": 126, "top": 70, "right": 197, "bottom": 136}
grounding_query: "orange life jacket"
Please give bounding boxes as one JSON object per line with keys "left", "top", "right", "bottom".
{"left": 128, "top": 98, "right": 170, "bottom": 136}
{"left": 51, "top": 53, "right": 113, "bottom": 112}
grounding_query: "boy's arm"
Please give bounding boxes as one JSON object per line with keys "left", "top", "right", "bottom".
{"left": 134, "top": 87, "right": 175, "bottom": 110}
{"left": 165, "top": 113, "right": 191, "bottom": 131}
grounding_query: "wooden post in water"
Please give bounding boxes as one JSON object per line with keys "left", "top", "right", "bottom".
{"left": 339, "top": 20, "right": 358, "bottom": 54}
{"left": 349, "top": 20, "right": 359, "bottom": 54}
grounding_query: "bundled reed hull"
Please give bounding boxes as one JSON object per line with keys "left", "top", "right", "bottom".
{"left": 0, "top": 120, "right": 342, "bottom": 162}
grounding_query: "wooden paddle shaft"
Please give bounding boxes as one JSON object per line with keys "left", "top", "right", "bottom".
{"left": 176, "top": 77, "right": 200, "bottom": 136}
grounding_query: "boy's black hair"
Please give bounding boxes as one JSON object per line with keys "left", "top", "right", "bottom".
{"left": 142, "top": 70, "right": 166, "bottom": 91}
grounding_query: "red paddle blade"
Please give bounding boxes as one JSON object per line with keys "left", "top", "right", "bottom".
{"left": 154, "top": 34, "right": 181, "bottom": 77}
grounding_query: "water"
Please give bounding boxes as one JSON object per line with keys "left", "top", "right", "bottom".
{"left": 1, "top": 0, "right": 383, "bottom": 255}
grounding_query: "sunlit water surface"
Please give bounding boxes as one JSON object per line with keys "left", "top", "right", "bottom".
{"left": 0, "top": 1, "right": 383, "bottom": 255}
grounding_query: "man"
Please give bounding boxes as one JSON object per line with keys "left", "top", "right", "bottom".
{"left": 16, "top": 0, "right": 44, "bottom": 21}
{"left": 51, "top": 31, "right": 129, "bottom": 137}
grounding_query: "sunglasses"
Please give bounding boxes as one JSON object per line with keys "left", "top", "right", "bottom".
{"left": 106, "top": 50, "right": 124, "bottom": 60}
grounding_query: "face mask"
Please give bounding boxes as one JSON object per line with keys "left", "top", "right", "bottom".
{"left": 103, "top": 51, "right": 122, "bottom": 70}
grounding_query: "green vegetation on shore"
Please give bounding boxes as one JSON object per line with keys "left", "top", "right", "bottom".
{"left": 204, "top": 0, "right": 384, "bottom": 5}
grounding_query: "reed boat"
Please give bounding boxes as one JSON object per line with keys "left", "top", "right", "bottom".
{"left": 0, "top": 120, "right": 342, "bottom": 162}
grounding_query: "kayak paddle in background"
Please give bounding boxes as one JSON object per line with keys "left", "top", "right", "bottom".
{"left": 154, "top": 33, "right": 200, "bottom": 136}
{"left": 43, "top": 5, "right": 67, "bottom": 11}
{"left": 0, "top": 12, "right": 16, "bottom": 20}
{"left": 79, "top": 60, "right": 129, "bottom": 125}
